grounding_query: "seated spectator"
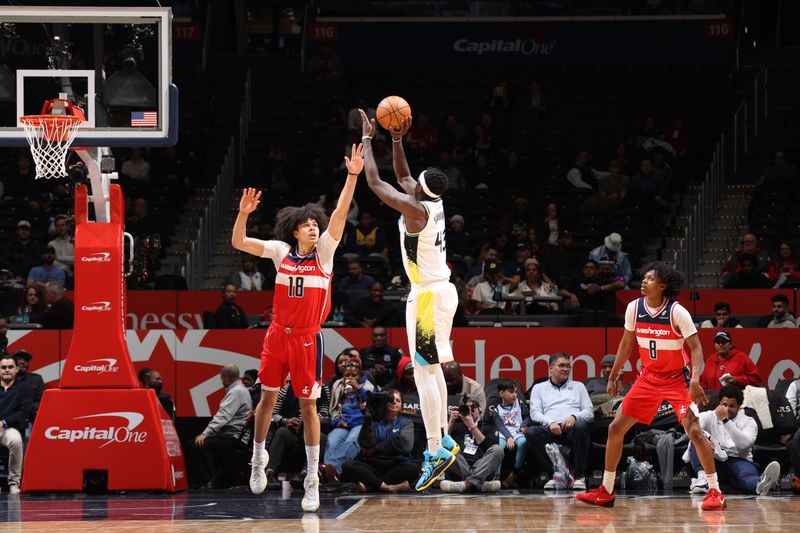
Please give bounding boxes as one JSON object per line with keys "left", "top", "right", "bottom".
{"left": 525, "top": 80, "right": 547, "bottom": 114}
{"left": 589, "top": 233, "right": 633, "bottom": 288}
{"left": 488, "top": 81, "right": 514, "bottom": 112}
{"left": 525, "top": 353, "right": 592, "bottom": 490}
{"left": 0, "top": 353, "right": 33, "bottom": 494}
{"left": 125, "top": 197, "right": 163, "bottom": 240}
{"left": 503, "top": 243, "right": 533, "bottom": 279}
{"left": 10, "top": 349, "right": 43, "bottom": 419}
{"left": 465, "top": 245, "right": 499, "bottom": 287}
{"left": 360, "top": 326, "right": 402, "bottom": 389}
{"left": 597, "top": 260, "right": 626, "bottom": 300}
{"left": 469, "top": 260, "right": 517, "bottom": 315}
{"left": 406, "top": 112, "right": 439, "bottom": 153}
{"left": 539, "top": 230, "right": 582, "bottom": 289}
{"left": 241, "top": 369, "right": 261, "bottom": 408}
{"left": 561, "top": 260, "right": 612, "bottom": 312}
{"left": 760, "top": 149, "right": 799, "bottom": 187}
{"left": 137, "top": 367, "right": 152, "bottom": 388}
{"left": 766, "top": 293, "right": 797, "bottom": 328}
{"left": 445, "top": 214, "right": 475, "bottom": 262}
{"left": 232, "top": 253, "right": 264, "bottom": 291}
{"left": 389, "top": 356, "right": 417, "bottom": 396}
{"left": 566, "top": 150, "right": 608, "bottom": 191}
{"left": 699, "top": 331, "right": 762, "bottom": 391}
{"left": 347, "top": 282, "right": 400, "bottom": 328}
{"left": 511, "top": 259, "right": 560, "bottom": 313}
{"left": 651, "top": 146, "right": 674, "bottom": 187}
{"left": 121, "top": 147, "right": 150, "bottom": 182}
{"left": 721, "top": 233, "right": 773, "bottom": 285}
{"left": 267, "top": 375, "right": 331, "bottom": 488}
{"left": 144, "top": 369, "right": 175, "bottom": 421}
{"left": 6, "top": 220, "right": 41, "bottom": 280}
{"left": 27, "top": 246, "right": 66, "bottom": 287}
{"left": 687, "top": 385, "right": 780, "bottom": 496}
{"left": 499, "top": 198, "right": 536, "bottom": 239}
{"left": 19, "top": 285, "right": 46, "bottom": 324}
{"left": 440, "top": 395, "right": 502, "bottom": 493}
{"left": 581, "top": 159, "right": 630, "bottom": 212}
{"left": 47, "top": 215, "right": 74, "bottom": 269}
{"left": 771, "top": 241, "right": 800, "bottom": 286}
{"left": 324, "top": 363, "right": 373, "bottom": 479}
{"left": 723, "top": 254, "right": 772, "bottom": 289}
{"left": 629, "top": 158, "right": 668, "bottom": 212}
{"left": 214, "top": 284, "right": 249, "bottom": 329}
{"left": 37, "top": 281, "right": 73, "bottom": 329}
{"left": 328, "top": 347, "right": 360, "bottom": 389}
{"left": 500, "top": 150, "right": 528, "bottom": 186}
{"left": 541, "top": 203, "right": 561, "bottom": 246}
{"left": 338, "top": 259, "right": 375, "bottom": 292}
{"left": 435, "top": 152, "right": 467, "bottom": 191}
{"left": 347, "top": 210, "right": 388, "bottom": 260}
{"left": 340, "top": 389, "right": 418, "bottom": 493}
{"left": 700, "top": 302, "right": 743, "bottom": 328}
{"left": 629, "top": 115, "right": 664, "bottom": 155}
{"left": 666, "top": 116, "right": 689, "bottom": 158}
{"left": 584, "top": 354, "right": 630, "bottom": 399}
{"left": 493, "top": 379, "right": 529, "bottom": 489}
{"left": 443, "top": 361, "right": 487, "bottom": 412}
{"left": 187, "top": 364, "right": 252, "bottom": 488}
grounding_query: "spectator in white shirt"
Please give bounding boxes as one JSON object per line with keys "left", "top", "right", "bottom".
{"left": 233, "top": 253, "right": 264, "bottom": 291}
{"left": 47, "top": 214, "right": 74, "bottom": 269}
{"left": 566, "top": 150, "right": 608, "bottom": 191}
{"left": 469, "top": 260, "right": 517, "bottom": 315}
{"left": 121, "top": 147, "right": 150, "bottom": 182}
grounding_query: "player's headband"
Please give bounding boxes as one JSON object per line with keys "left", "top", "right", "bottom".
{"left": 418, "top": 171, "right": 440, "bottom": 199}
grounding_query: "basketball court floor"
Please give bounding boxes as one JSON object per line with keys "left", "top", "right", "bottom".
{"left": 0, "top": 489, "right": 797, "bottom": 532}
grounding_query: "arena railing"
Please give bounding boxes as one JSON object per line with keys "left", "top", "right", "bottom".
{"left": 754, "top": 67, "right": 768, "bottom": 136}
{"left": 732, "top": 99, "right": 748, "bottom": 174}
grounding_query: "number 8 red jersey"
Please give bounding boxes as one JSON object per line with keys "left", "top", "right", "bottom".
{"left": 261, "top": 232, "right": 338, "bottom": 328}
{"left": 625, "top": 297, "right": 697, "bottom": 373}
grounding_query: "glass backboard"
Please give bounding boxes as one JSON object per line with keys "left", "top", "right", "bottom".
{"left": 0, "top": 6, "right": 176, "bottom": 147}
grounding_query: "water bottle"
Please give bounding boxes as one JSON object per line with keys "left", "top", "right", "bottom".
{"left": 493, "top": 282, "right": 503, "bottom": 302}
{"left": 333, "top": 305, "right": 344, "bottom": 323}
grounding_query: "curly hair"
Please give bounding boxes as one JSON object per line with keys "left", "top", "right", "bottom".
{"left": 273, "top": 203, "right": 329, "bottom": 245}
{"left": 640, "top": 261, "right": 684, "bottom": 298}
{"left": 719, "top": 384, "right": 744, "bottom": 406}
{"left": 421, "top": 167, "right": 449, "bottom": 198}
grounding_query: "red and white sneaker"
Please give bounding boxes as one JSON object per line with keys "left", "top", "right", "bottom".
{"left": 701, "top": 488, "right": 726, "bottom": 511}
{"left": 576, "top": 485, "right": 615, "bottom": 508}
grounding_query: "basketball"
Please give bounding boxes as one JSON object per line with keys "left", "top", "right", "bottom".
{"left": 376, "top": 95, "right": 412, "bottom": 132}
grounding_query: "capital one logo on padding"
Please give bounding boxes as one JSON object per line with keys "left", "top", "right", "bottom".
{"left": 44, "top": 411, "right": 148, "bottom": 448}
{"left": 81, "top": 301, "right": 111, "bottom": 312}
{"left": 73, "top": 358, "right": 119, "bottom": 374}
{"left": 81, "top": 252, "right": 111, "bottom": 263}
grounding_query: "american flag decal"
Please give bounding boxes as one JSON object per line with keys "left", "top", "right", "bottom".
{"left": 131, "top": 111, "right": 158, "bottom": 127}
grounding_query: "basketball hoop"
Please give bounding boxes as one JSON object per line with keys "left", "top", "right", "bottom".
{"left": 19, "top": 114, "right": 83, "bottom": 179}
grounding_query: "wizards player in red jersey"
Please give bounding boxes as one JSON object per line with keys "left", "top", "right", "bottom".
{"left": 577, "top": 262, "right": 726, "bottom": 511}
{"left": 231, "top": 144, "right": 364, "bottom": 511}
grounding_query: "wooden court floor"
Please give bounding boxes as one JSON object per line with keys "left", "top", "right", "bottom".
{"left": 0, "top": 490, "right": 797, "bottom": 532}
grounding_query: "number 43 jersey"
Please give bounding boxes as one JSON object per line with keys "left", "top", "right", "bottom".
{"left": 399, "top": 198, "right": 451, "bottom": 286}
{"left": 261, "top": 232, "right": 338, "bottom": 328}
{"left": 624, "top": 297, "right": 698, "bottom": 373}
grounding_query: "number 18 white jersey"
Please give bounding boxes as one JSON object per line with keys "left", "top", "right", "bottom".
{"left": 398, "top": 198, "right": 451, "bottom": 286}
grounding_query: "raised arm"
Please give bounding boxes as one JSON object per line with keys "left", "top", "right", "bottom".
{"left": 359, "top": 109, "right": 427, "bottom": 228}
{"left": 390, "top": 115, "right": 417, "bottom": 196}
{"left": 326, "top": 143, "right": 363, "bottom": 241}
{"left": 231, "top": 188, "right": 267, "bottom": 256}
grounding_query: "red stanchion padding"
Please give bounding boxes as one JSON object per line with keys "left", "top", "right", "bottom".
{"left": 60, "top": 184, "right": 138, "bottom": 388}
{"left": 22, "top": 388, "right": 187, "bottom": 492}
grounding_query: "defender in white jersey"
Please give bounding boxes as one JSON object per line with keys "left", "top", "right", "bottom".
{"left": 359, "top": 109, "right": 460, "bottom": 491}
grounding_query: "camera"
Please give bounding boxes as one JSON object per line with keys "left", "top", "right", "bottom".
{"left": 366, "top": 391, "right": 394, "bottom": 420}
{"left": 458, "top": 395, "right": 472, "bottom": 417}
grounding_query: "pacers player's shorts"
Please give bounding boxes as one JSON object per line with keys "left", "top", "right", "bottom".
{"left": 405, "top": 280, "right": 458, "bottom": 367}
{"left": 258, "top": 323, "right": 324, "bottom": 400}
{"left": 620, "top": 366, "right": 695, "bottom": 424}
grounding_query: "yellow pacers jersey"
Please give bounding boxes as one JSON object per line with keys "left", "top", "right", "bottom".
{"left": 398, "top": 198, "right": 451, "bottom": 285}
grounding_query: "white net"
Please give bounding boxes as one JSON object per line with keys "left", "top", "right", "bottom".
{"left": 20, "top": 115, "right": 83, "bottom": 179}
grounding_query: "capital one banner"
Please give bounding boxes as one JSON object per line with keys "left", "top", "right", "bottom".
{"left": 307, "top": 17, "right": 734, "bottom": 66}
{"left": 10, "top": 328, "right": 799, "bottom": 417}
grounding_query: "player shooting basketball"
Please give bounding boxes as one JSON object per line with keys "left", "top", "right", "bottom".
{"left": 231, "top": 143, "right": 364, "bottom": 512}
{"left": 359, "top": 108, "right": 461, "bottom": 491}
{"left": 576, "top": 262, "right": 726, "bottom": 511}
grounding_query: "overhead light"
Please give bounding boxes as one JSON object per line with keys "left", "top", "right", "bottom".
{"left": 103, "top": 69, "right": 157, "bottom": 107}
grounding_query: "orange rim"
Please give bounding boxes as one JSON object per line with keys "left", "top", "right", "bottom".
{"left": 20, "top": 114, "right": 83, "bottom": 143}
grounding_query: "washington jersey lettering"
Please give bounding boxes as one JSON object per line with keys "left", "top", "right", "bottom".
{"left": 261, "top": 232, "right": 338, "bottom": 327}
{"left": 398, "top": 198, "right": 451, "bottom": 285}
{"left": 625, "top": 297, "right": 697, "bottom": 373}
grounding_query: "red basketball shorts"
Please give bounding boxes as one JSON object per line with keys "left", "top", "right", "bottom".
{"left": 258, "top": 324, "right": 324, "bottom": 400}
{"left": 620, "top": 367, "right": 693, "bottom": 424}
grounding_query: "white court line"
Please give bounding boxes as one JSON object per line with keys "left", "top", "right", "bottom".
{"left": 336, "top": 497, "right": 367, "bottom": 520}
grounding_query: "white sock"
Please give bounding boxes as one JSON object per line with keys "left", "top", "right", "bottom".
{"left": 253, "top": 440, "right": 266, "bottom": 462}
{"left": 707, "top": 472, "right": 719, "bottom": 491}
{"left": 415, "top": 364, "right": 444, "bottom": 454}
{"left": 305, "top": 445, "right": 320, "bottom": 479}
{"left": 426, "top": 435, "right": 442, "bottom": 454}
{"left": 602, "top": 470, "right": 616, "bottom": 494}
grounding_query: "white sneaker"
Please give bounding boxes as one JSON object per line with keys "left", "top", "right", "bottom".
{"left": 8, "top": 485, "right": 20, "bottom": 495}
{"left": 690, "top": 471, "right": 708, "bottom": 494}
{"left": 481, "top": 480, "right": 501, "bottom": 493}
{"left": 439, "top": 480, "right": 466, "bottom": 493}
{"left": 572, "top": 478, "right": 586, "bottom": 490}
{"left": 249, "top": 453, "right": 269, "bottom": 495}
{"left": 302, "top": 476, "right": 320, "bottom": 513}
{"left": 543, "top": 478, "right": 556, "bottom": 490}
{"left": 756, "top": 460, "right": 781, "bottom": 496}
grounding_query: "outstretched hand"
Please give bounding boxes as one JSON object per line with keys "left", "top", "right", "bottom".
{"left": 344, "top": 143, "right": 364, "bottom": 175}
{"left": 239, "top": 187, "right": 262, "bottom": 214}
{"left": 391, "top": 115, "right": 412, "bottom": 140}
{"left": 689, "top": 381, "right": 709, "bottom": 406}
{"left": 358, "top": 109, "right": 376, "bottom": 139}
